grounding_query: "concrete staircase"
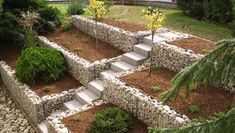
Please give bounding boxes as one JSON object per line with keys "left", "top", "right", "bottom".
{"left": 38, "top": 41, "right": 153, "bottom": 133}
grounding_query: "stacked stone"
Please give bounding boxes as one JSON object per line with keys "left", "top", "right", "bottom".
{"left": 0, "top": 61, "right": 44, "bottom": 124}
{"left": 102, "top": 76, "right": 190, "bottom": 128}
{"left": 41, "top": 86, "right": 85, "bottom": 118}
{"left": 152, "top": 42, "right": 203, "bottom": 72}
{"left": 72, "top": 15, "right": 151, "bottom": 52}
{"left": 47, "top": 100, "right": 104, "bottom": 133}
{"left": 0, "top": 84, "right": 35, "bottom": 133}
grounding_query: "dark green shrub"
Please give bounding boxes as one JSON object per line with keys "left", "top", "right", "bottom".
{"left": 176, "top": 0, "right": 234, "bottom": 23}
{"left": 177, "top": 0, "right": 204, "bottom": 20}
{"left": 67, "top": 2, "right": 85, "bottom": 15}
{"left": 16, "top": 47, "right": 67, "bottom": 84}
{"left": 61, "top": 21, "right": 72, "bottom": 31}
{"left": 203, "top": 0, "right": 233, "bottom": 23}
{"left": 91, "top": 107, "right": 133, "bottom": 133}
{"left": 38, "top": 6, "right": 61, "bottom": 25}
{"left": 0, "top": 0, "right": 61, "bottom": 46}
{"left": 35, "top": 18, "right": 56, "bottom": 34}
{"left": 229, "top": 20, "right": 235, "bottom": 37}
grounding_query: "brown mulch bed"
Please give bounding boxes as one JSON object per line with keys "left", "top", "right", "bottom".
{"left": 120, "top": 68, "right": 233, "bottom": 119}
{"left": 45, "top": 28, "right": 124, "bottom": 62}
{"left": 30, "top": 73, "right": 81, "bottom": 97}
{"left": 62, "top": 103, "right": 148, "bottom": 133}
{"left": 0, "top": 45, "right": 21, "bottom": 69}
{"left": 100, "top": 19, "right": 147, "bottom": 32}
{"left": 167, "top": 37, "right": 215, "bottom": 54}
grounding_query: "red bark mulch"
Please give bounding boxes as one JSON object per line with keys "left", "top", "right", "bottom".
{"left": 45, "top": 28, "right": 123, "bottom": 62}
{"left": 167, "top": 37, "right": 215, "bottom": 54}
{"left": 120, "top": 68, "right": 233, "bottom": 119}
{"left": 62, "top": 104, "right": 148, "bottom": 133}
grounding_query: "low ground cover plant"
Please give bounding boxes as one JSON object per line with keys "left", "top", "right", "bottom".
{"left": 91, "top": 107, "right": 133, "bottom": 133}
{"left": 16, "top": 47, "right": 67, "bottom": 84}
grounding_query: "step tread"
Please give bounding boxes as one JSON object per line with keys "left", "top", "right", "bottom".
{"left": 76, "top": 89, "right": 100, "bottom": 103}
{"left": 100, "top": 70, "right": 117, "bottom": 77}
{"left": 38, "top": 121, "right": 48, "bottom": 133}
{"left": 64, "top": 100, "right": 82, "bottom": 110}
{"left": 89, "top": 80, "right": 104, "bottom": 91}
{"left": 134, "top": 44, "right": 152, "bottom": 51}
{"left": 144, "top": 35, "right": 165, "bottom": 43}
{"left": 123, "top": 52, "right": 147, "bottom": 61}
{"left": 111, "top": 61, "right": 135, "bottom": 71}
{"left": 159, "top": 32, "right": 182, "bottom": 39}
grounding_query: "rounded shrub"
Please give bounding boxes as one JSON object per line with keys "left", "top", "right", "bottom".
{"left": 91, "top": 107, "right": 133, "bottom": 133}
{"left": 67, "top": 3, "right": 85, "bottom": 15}
{"left": 16, "top": 47, "right": 67, "bottom": 84}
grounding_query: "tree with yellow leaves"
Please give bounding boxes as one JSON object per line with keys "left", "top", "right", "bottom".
{"left": 87, "top": 0, "right": 106, "bottom": 48}
{"left": 143, "top": 7, "right": 165, "bottom": 75}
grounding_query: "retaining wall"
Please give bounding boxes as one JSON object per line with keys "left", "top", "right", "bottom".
{"left": 0, "top": 61, "right": 86, "bottom": 124}
{"left": 71, "top": 15, "right": 151, "bottom": 52}
{"left": 103, "top": 76, "right": 190, "bottom": 128}
{"left": 38, "top": 36, "right": 122, "bottom": 86}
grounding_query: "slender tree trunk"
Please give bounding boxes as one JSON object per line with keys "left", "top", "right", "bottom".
{"left": 148, "top": 30, "right": 155, "bottom": 76}
{"left": 232, "top": 93, "right": 235, "bottom": 108}
{"left": 95, "top": 12, "right": 98, "bottom": 49}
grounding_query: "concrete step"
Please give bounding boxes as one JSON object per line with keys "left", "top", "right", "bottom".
{"left": 143, "top": 35, "right": 165, "bottom": 45}
{"left": 133, "top": 44, "right": 152, "bottom": 57}
{"left": 38, "top": 121, "right": 48, "bottom": 133}
{"left": 111, "top": 61, "right": 135, "bottom": 72}
{"left": 75, "top": 89, "right": 100, "bottom": 104}
{"left": 158, "top": 32, "right": 183, "bottom": 40}
{"left": 63, "top": 100, "right": 83, "bottom": 110}
{"left": 100, "top": 70, "right": 117, "bottom": 79}
{"left": 122, "top": 52, "right": 147, "bottom": 66}
{"left": 88, "top": 80, "right": 104, "bottom": 97}
{"left": 51, "top": 110, "right": 64, "bottom": 117}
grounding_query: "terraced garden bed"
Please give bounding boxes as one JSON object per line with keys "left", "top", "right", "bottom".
{"left": 45, "top": 28, "right": 124, "bottom": 62}
{"left": 167, "top": 37, "right": 215, "bottom": 54}
{"left": 61, "top": 103, "right": 148, "bottom": 133}
{"left": 0, "top": 45, "right": 82, "bottom": 97}
{"left": 120, "top": 68, "right": 233, "bottom": 119}
{"left": 99, "top": 18, "right": 147, "bottom": 33}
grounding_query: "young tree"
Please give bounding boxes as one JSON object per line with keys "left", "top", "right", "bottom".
{"left": 87, "top": 0, "right": 106, "bottom": 48}
{"left": 18, "top": 11, "right": 40, "bottom": 48}
{"left": 143, "top": 7, "right": 165, "bottom": 75}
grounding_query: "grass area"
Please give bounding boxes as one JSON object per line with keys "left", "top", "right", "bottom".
{"left": 48, "top": 3, "right": 69, "bottom": 15}
{"left": 48, "top": 3, "right": 233, "bottom": 41}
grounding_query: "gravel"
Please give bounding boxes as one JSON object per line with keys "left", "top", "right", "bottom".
{"left": 0, "top": 83, "right": 35, "bottom": 133}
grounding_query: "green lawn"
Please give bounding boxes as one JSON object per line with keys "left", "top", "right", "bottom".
{"left": 48, "top": 4, "right": 233, "bottom": 41}
{"left": 48, "top": 3, "right": 69, "bottom": 15}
